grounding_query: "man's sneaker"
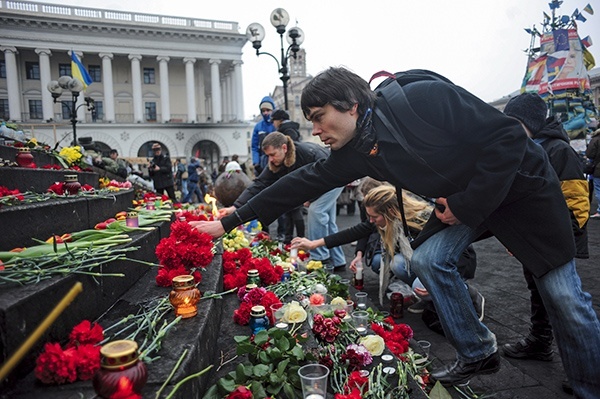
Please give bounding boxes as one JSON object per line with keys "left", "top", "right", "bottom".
{"left": 502, "top": 336, "right": 553, "bottom": 361}
{"left": 407, "top": 299, "right": 428, "bottom": 314}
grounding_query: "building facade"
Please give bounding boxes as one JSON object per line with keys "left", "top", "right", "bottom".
{"left": 0, "top": 0, "right": 254, "bottom": 171}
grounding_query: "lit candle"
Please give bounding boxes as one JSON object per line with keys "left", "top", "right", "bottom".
{"left": 356, "top": 327, "right": 367, "bottom": 335}
{"left": 275, "top": 322, "right": 289, "bottom": 331}
{"left": 383, "top": 367, "right": 396, "bottom": 375}
{"left": 203, "top": 194, "right": 219, "bottom": 218}
{"left": 125, "top": 211, "right": 139, "bottom": 228}
{"left": 0, "top": 282, "right": 83, "bottom": 381}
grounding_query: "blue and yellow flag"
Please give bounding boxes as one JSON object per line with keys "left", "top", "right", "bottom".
{"left": 583, "top": 3, "right": 594, "bottom": 15}
{"left": 71, "top": 51, "right": 93, "bottom": 89}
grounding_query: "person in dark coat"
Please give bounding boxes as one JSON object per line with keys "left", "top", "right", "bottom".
{"left": 148, "top": 143, "right": 176, "bottom": 202}
{"left": 192, "top": 67, "right": 600, "bottom": 396}
{"left": 215, "top": 132, "right": 346, "bottom": 267}
{"left": 502, "top": 93, "right": 590, "bottom": 364}
{"left": 271, "top": 109, "right": 302, "bottom": 142}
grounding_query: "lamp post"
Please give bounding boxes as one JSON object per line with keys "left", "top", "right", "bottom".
{"left": 246, "top": 8, "right": 305, "bottom": 111}
{"left": 47, "top": 76, "right": 95, "bottom": 146}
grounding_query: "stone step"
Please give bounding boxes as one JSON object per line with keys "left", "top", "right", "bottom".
{"left": 0, "top": 167, "right": 100, "bottom": 193}
{"left": 0, "top": 189, "right": 135, "bottom": 251}
{"left": 0, "top": 224, "right": 174, "bottom": 393}
{"left": 1, "top": 245, "right": 224, "bottom": 399}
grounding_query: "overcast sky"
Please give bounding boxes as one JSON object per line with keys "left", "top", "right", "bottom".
{"left": 45, "top": 0, "right": 599, "bottom": 120}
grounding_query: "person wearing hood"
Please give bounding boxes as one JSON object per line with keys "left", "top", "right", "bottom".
{"left": 272, "top": 109, "right": 302, "bottom": 142}
{"left": 501, "top": 93, "right": 589, "bottom": 383}
{"left": 585, "top": 128, "right": 600, "bottom": 219}
{"left": 192, "top": 67, "right": 600, "bottom": 396}
{"left": 252, "top": 96, "right": 277, "bottom": 175}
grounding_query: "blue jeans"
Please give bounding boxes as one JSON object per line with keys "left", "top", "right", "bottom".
{"left": 182, "top": 181, "right": 202, "bottom": 203}
{"left": 411, "top": 224, "right": 600, "bottom": 397}
{"left": 593, "top": 176, "right": 600, "bottom": 214}
{"left": 307, "top": 187, "right": 346, "bottom": 266}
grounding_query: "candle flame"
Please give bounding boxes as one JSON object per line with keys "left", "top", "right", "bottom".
{"left": 204, "top": 194, "right": 218, "bottom": 217}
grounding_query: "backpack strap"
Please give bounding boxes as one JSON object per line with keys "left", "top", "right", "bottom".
{"left": 395, "top": 187, "right": 412, "bottom": 240}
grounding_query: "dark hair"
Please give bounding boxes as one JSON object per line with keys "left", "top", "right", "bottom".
{"left": 271, "top": 110, "right": 290, "bottom": 121}
{"left": 301, "top": 67, "right": 376, "bottom": 120}
{"left": 109, "top": 149, "right": 118, "bottom": 156}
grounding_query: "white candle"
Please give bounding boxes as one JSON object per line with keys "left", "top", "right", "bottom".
{"left": 304, "top": 395, "right": 325, "bottom": 399}
{"left": 276, "top": 322, "right": 289, "bottom": 330}
{"left": 356, "top": 327, "right": 367, "bottom": 334}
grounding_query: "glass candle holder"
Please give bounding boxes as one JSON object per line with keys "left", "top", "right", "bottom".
{"left": 146, "top": 198, "right": 156, "bottom": 210}
{"left": 169, "top": 275, "right": 201, "bottom": 318}
{"left": 247, "top": 269, "right": 261, "bottom": 286}
{"left": 16, "top": 147, "right": 34, "bottom": 168}
{"left": 125, "top": 211, "right": 139, "bottom": 228}
{"left": 63, "top": 174, "right": 81, "bottom": 195}
{"left": 355, "top": 292, "right": 368, "bottom": 311}
{"left": 93, "top": 340, "right": 148, "bottom": 399}
{"left": 249, "top": 305, "right": 270, "bottom": 334}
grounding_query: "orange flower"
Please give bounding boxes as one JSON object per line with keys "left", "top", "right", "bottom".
{"left": 309, "top": 293, "right": 325, "bottom": 306}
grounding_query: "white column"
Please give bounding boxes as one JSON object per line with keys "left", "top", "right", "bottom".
{"left": 35, "top": 48, "right": 53, "bottom": 121}
{"left": 209, "top": 59, "right": 222, "bottom": 123}
{"left": 157, "top": 56, "right": 170, "bottom": 122}
{"left": 1, "top": 46, "right": 22, "bottom": 121}
{"left": 128, "top": 54, "right": 143, "bottom": 123}
{"left": 223, "top": 74, "right": 230, "bottom": 121}
{"left": 69, "top": 51, "right": 86, "bottom": 122}
{"left": 99, "top": 53, "right": 115, "bottom": 122}
{"left": 183, "top": 57, "right": 196, "bottom": 123}
{"left": 233, "top": 60, "right": 244, "bottom": 121}
{"left": 197, "top": 65, "right": 207, "bottom": 121}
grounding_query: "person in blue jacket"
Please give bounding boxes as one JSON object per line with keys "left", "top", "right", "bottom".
{"left": 251, "top": 96, "right": 276, "bottom": 175}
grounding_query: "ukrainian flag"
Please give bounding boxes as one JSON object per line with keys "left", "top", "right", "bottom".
{"left": 71, "top": 51, "right": 93, "bottom": 89}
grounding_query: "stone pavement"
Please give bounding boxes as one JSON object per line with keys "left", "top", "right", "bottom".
{"left": 329, "top": 205, "right": 600, "bottom": 399}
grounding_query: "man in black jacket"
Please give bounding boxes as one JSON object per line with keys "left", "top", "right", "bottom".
{"left": 271, "top": 109, "right": 301, "bottom": 142}
{"left": 148, "top": 143, "right": 176, "bottom": 202}
{"left": 193, "top": 67, "right": 600, "bottom": 396}
{"left": 217, "top": 132, "right": 346, "bottom": 268}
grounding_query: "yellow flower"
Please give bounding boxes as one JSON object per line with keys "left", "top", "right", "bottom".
{"left": 306, "top": 260, "right": 323, "bottom": 271}
{"left": 282, "top": 301, "right": 307, "bottom": 324}
{"left": 359, "top": 335, "right": 385, "bottom": 356}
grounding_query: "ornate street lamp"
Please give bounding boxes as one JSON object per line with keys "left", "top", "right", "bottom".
{"left": 47, "top": 76, "right": 95, "bottom": 146}
{"left": 246, "top": 8, "right": 305, "bottom": 110}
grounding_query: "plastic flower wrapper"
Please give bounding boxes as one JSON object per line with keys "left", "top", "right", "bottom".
{"left": 282, "top": 300, "right": 307, "bottom": 323}
{"left": 359, "top": 334, "right": 386, "bottom": 356}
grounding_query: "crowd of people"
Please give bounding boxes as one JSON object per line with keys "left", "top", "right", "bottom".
{"left": 189, "top": 69, "right": 600, "bottom": 398}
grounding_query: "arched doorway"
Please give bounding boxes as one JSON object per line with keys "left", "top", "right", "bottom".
{"left": 138, "top": 141, "right": 171, "bottom": 158}
{"left": 191, "top": 140, "right": 220, "bottom": 176}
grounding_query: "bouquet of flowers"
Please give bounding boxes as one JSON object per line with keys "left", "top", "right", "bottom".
{"left": 222, "top": 248, "right": 284, "bottom": 290}
{"left": 155, "top": 221, "right": 215, "bottom": 287}
{"left": 233, "top": 286, "right": 281, "bottom": 325}
{"left": 35, "top": 320, "right": 104, "bottom": 384}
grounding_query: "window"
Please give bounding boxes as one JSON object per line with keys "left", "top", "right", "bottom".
{"left": 88, "top": 65, "right": 101, "bottom": 82}
{"left": 29, "top": 100, "right": 43, "bottom": 119}
{"left": 61, "top": 102, "right": 71, "bottom": 120}
{"left": 93, "top": 100, "right": 103, "bottom": 121}
{"left": 145, "top": 102, "right": 156, "bottom": 121}
{"left": 59, "top": 63, "right": 71, "bottom": 77}
{"left": 0, "top": 61, "right": 6, "bottom": 79}
{"left": 143, "top": 68, "right": 155, "bottom": 84}
{"left": 0, "top": 99, "right": 9, "bottom": 120}
{"left": 26, "top": 62, "right": 40, "bottom": 80}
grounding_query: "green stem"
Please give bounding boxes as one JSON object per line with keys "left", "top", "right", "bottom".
{"left": 164, "top": 365, "right": 213, "bottom": 399}
{"left": 155, "top": 348, "right": 189, "bottom": 399}
{"left": 200, "top": 287, "right": 237, "bottom": 300}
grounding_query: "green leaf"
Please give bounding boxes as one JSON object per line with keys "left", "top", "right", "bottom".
{"left": 236, "top": 342, "right": 255, "bottom": 355}
{"left": 234, "top": 335, "right": 250, "bottom": 344}
{"left": 275, "top": 336, "right": 290, "bottom": 352}
{"left": 429, "top": 381, "right": 453, "bottom": 399}
{"left": 253, "top": 330, "right": 269, "bottom": 346}
{"left": 266, "top": 380, "right": 284, "bottom": 394}
{"left": 253, "top": 363, "right": 270, "bottom": 378}
{"left": 276, "top": 359, "right": 290, "bottom": 377}
{"left": 250, "top": 381, "right": 267, "bottom": 398}
{"left": 235, "top": 363, "right": 246, "bottom": 383}
{"left": 216, "top": 376, "right": 236, "bottom": 393}
{"left": 291, "top": 345, "right": 305, "bottom": 360}
{"left": 269, "top": 347, "right": 282, "bottom": 360}
{"left": 283, "top": 382, "right": 296, "bottom": 399}
{"left": 200, "top": 384, "right": 220, "bottom": 399}
{"left": 259, "top": 351, "right": 269, "bottom": 363}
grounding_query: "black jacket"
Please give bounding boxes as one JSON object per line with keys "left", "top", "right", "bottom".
{"left": 534, "top": 116, "right": 589, "bottom": 258}
{"left": 225, "top": 79, "right": 575, "bottom": 278}
{"left": 148, "top": 154, "right": 174, "bottom": 190}
{"left": 278, "top": 120, "right": 302, "bottom": 142}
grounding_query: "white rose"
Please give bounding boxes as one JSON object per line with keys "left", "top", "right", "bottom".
{"left": 360, "top": 335, "right": 385, "bottom": 356}
{"left": 283, "top": 301, "right": 308, "bottom": 323}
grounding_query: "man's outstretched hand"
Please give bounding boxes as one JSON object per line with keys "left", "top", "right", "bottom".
{"left": 189, "top": 220, "right": 225, "bottom": 238}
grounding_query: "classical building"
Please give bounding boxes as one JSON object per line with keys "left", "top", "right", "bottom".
{"left": 0, "top": 0, "right": 254, "bottom": 172}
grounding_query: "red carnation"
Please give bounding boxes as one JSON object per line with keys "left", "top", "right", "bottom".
{"left": 68, "top": 320, "right": 104, "bottom": 346}
{"left": 74, "top": 344, "right": 101, "bottom": 380}
{"left": 47, "top": 182, "right": 65, "bottom": 195}
{"left": 35, "top": 343, "right": 77, "bottom": 384}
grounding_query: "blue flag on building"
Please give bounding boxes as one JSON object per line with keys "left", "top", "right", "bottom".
{"left": 71, "top": 52, "right": 93, "bottom": 89}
